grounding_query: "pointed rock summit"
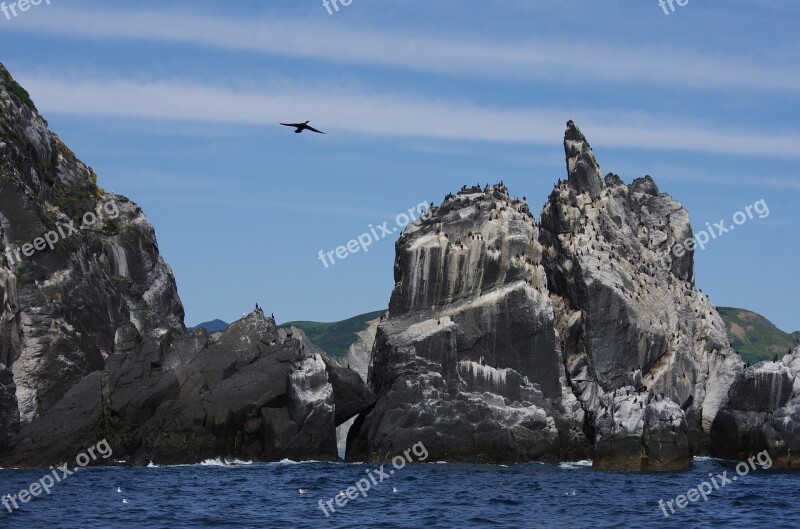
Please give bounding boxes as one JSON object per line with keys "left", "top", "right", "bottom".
{"left": 564, "top": 120, "right": 605, "bottom": 198}
{"left": 2, "top": 61, "right": 793, "bottom": 471}
{"left": 349, "top": 123, "right": 746, "bottom": 471}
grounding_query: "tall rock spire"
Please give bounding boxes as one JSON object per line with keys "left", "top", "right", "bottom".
{"left": 564, "top": 120, "right": 604, "bottom": 198}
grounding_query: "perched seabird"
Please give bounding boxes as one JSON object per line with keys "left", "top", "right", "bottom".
{"left": 122, "top": 499, "right": 129, "bottom": 505}
{"left": 392, "top": 487, "right": 400, "bottom": 494}
{"left": 280, "top": 121, "right": 326, "bottom": 134}
{"left": 117, "top": 487, "right": 122, "bottom": 493}
{"left": 298, "top": 489, "right": 308, "bottom": 495}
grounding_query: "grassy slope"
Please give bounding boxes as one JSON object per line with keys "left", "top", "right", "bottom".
{"left": 280, "top": 309, "right": 386, "bottom": 361}
{"left": 718, "top": 307, "right": 797, "bottom": 364}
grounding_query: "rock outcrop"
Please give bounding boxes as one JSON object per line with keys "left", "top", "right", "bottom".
{"left": 1, "top": 63, "right": 787, "bottom": 470}
{"left": 0, "top": 64, "right": 372, "bottom": 467}
{"left": 539, "top": 121, "right": 741, "bottom": 469}
{"left": 0, "top": 64, "right": 184, "bottom": 454}
{"left": 347, "top": 182, "right": 589, "bottom": 463}
{"left": 347, "top": 122, "right": 744, "bottom": 470}
{"left": 711, "top": 345, "right": 800, "bottom": 468}
{"left": 344, "top": 313, "right": 384, "bottom": 382}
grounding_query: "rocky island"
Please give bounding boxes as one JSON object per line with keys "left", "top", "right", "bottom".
{"left": 0, "top": 64, "right": 796, "bottom": 471}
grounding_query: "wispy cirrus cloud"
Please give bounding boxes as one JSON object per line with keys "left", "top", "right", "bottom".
{"left": 7, "top": 7, "right": 800, "bottom": 95}
{"left": 14, "top": 73, "right": 800, "bottom": 160}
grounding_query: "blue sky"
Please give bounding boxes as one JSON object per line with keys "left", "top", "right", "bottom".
{"left": 1, "top": 0, "right": 798, "bottom": 332}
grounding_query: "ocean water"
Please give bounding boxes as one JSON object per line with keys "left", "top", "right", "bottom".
{"left": 1, "top": 457, "right": 798, "bottom": 528}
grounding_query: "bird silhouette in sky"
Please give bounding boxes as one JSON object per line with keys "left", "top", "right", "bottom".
{"left": 280, "top": 121, "right": 326, "bottom": 134}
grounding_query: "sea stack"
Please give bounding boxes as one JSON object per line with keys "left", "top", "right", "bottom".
{"left": 348, "top": 121, "right": 743, "bottom": 470}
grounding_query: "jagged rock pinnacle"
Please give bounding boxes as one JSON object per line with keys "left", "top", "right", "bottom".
{"left": 564, "top": 120, "right": 605, "bottom": 198}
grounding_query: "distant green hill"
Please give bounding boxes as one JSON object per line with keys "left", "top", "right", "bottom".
{"left": 280, "top": 309, "right": 386, "bottom": 361}
{"left": 195, "top": 307, "right": 796, "bottom": 366}
{"left": 191, "top": 319, "right": 229, "bottom": 333}
{"left": 718, "top": 307, "right": 797, "bottom": 364}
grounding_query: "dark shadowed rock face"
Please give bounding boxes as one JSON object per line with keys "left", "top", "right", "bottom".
{"left": 711, "top": 347, "right": 800, "bottom": 468}
{"left": 3, "top": 308, "right": 374, "bottom": 466}
{"left": 593, "top": 387, "right": 691, "bottom": 471}
{"left": 349, "top": 122, "right": 744, "bottom": 470}
{"left": 0, "top": 65, "right": 373, "bottom": 466}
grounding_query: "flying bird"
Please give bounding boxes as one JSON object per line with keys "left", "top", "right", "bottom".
{"left": 280, "top": 121, "right": 326, "bottom": 134}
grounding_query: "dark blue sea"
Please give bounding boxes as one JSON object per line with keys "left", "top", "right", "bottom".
{"left": 1, "top": 457, "right": 798, "bottom": 528}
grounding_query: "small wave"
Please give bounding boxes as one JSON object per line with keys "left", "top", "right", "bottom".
{"left": 199, "top": 458, "right": 253, "bottom": 467}
{"left": 270, "top": 458, "right": 323, "bottom": 465}
{"left": 559, "top": 460, "right": 593, "bottom": 469}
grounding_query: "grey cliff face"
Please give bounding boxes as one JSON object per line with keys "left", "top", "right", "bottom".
{"left": 344, "top": 313, "right": 384, "bottom": 382}
{"left": 347, "top": 183, "right": 588, "bottom": 463}
{"left": 0, "top": 64, "right": 184, "bottom": 451}
{"left": 539, "top": 122, "right": 741, "bottom": 467}
{"left": 348, "top": 122, "right": 744, "bottom": 470}
{"left": 1, "top": 63, "right": 787, "bottom": 470}
{"left": 711, "top": 346, "right": 800, "bottom": 468}
{"left": 0, "top": 65, "right": 372, "bottom": 466}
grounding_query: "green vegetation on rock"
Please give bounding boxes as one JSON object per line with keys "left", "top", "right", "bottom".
{"left": 0, "top": 65, "right": 36, "bottom": 112}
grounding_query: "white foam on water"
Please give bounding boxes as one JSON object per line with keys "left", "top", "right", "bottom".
{"left": 199, "top": 458, "right": 253, "bottom": 467}
{"left": 269, "top": 458, "right": 325, "bottom": 465}
{"left": 558, "top": 460, "right": 593, "bottom": 469}
{"left": 693, "top": 456, "right": 723, "bottom": 462}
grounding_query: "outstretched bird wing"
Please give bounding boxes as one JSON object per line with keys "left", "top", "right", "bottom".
{"left": 304, "top": 124, "right": 326, "bottom": 134}
{"left": 280, "top": 122, "right": 304, "bottom": 128}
